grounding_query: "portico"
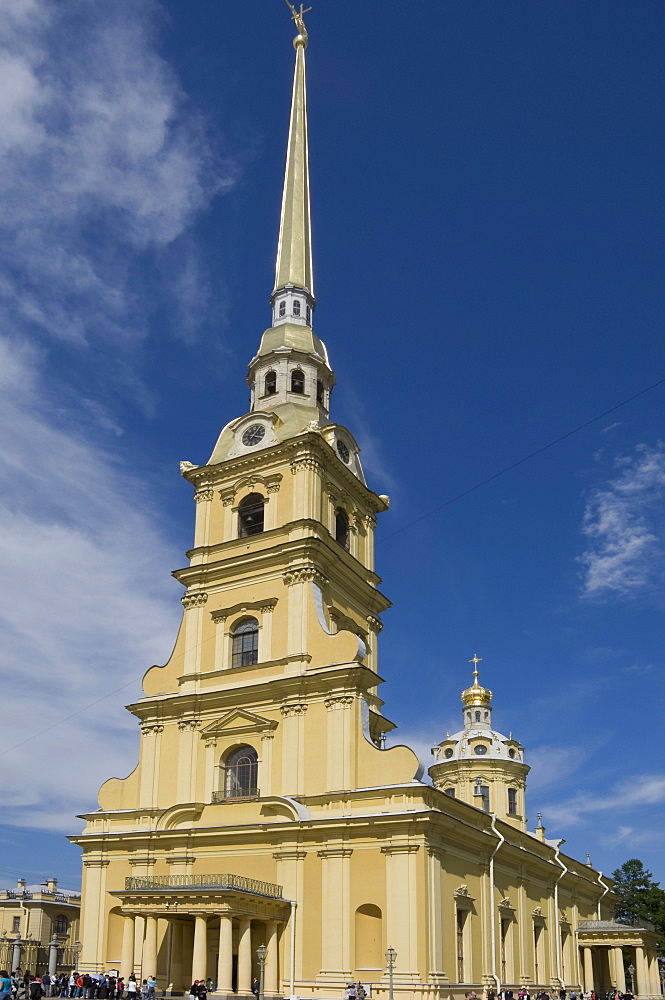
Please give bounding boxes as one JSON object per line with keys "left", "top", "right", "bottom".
{"left": 577, "top": 920, "right": 662, "bottom": 999}
{"left": 111, "top": 874, "right": 289, "bottom": 995}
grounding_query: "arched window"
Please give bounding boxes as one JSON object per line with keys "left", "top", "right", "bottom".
{"left": 484, "top": 711, "right": 488, "bottom": 720}
{"left": 264, "top": 371, "right": 277, "bottom": 395}
{"left": 335, "top": 508, "right": 349, "bottom": 549}
{"left": 316, "top": 380, "right": 324, "bottom": 405}
{"left": 224, "top": 745, "right": 258, "bottom": 798}
{"left": 238, "top": 493, "right": 264, "bottom": 537}
{"left": 293, "top": 299, "right": 301, "bottom": 316}
{"left": 54, "top": 915, "right": 69, "bottom": 935}
{"left": 290, "top": 369, "right": 305, "bottom": 394}
{"left": 475, "top": 711, "right": 481, "bottom": 722}
{"left": 231, "top": 617, "right": 259, "bottom": 669}
{"left": 279, "top": 300, "right": 286, "bottom": 317}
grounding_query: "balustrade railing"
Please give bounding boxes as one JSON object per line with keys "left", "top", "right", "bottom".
{"left": 124, "top": 873, "right": 282, "bottom": 898}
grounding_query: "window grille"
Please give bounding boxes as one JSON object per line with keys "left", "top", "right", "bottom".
{"left": 279, "top": 301, "right": 286, "bottom": 316}
{"left": 293, "top": 299, "right": 301, "bottom": 316}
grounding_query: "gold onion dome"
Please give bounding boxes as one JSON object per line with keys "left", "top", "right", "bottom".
{"left": 461, "top": 656, "right": 493, "bottom": 707}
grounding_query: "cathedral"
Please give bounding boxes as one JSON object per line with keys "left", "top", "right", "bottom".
{"left": 71, "top": 9, "right": 661, "bottom": 1000}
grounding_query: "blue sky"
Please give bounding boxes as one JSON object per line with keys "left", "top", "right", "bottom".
{"left": 0, "top": 0, "right": 664, "bottom": 893}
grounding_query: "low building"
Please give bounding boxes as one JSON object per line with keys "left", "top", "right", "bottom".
{"left": 0, "top": 878, "right": 81, "bottom": 975}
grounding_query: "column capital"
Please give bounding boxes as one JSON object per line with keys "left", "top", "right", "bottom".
{"left": 317, "top": 848, "right": 353, "bottom": 859}
{"left": 194, "top": 488, "right": 214, "bottom": 503}
{"left": 181, "top": 592, "right": 208, "bottom": 610}
{"left": 381, "top": 844, "right": 420, "bottom": 855}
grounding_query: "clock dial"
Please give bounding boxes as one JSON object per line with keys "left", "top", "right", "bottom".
{"left": 336, "top": 439, "right": 350, "bottom": 463}
{"left": 474, "top": 744, "right": 488, "bottom": 755}
{"left": 242, "top": 424, "right": 266, "bottom": 447}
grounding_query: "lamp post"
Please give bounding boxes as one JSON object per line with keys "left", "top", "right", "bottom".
{"left": 385, "top": 947, "right": 397, "bottom": 1000}
{"left": 256, "top": 944, "right": 267, "bottom": 1000}
{"left": 628, "top": 964, "right": 635, "bottom": 994}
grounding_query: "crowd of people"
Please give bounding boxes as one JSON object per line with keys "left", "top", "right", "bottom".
{"left": 463, "top": 989, "right": 636, "bottom": 1000}
{"left": 0, "top": 973, "right": 160, "bottom": 1000}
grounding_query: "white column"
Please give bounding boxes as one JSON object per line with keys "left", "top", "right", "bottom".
{"left": 142, "top": 915, "right": 158, "bottom": 980}
{"left": 216, "top": 915, "right": 233, "bottom": 993}
{"left": 317, "top": 848, "right": 353, "bottom": 979}
{"left": 649, "top": 949, "right": 662, "bottom": 996}
{"left": 192, "top": 915, "right": 208, "bottom": 982}
{"left": 382, "top": 844, "right": 420, "bottom": 979}
{"left": 169, "top": 921, "right": 184, "bottom": 992}
{"left": 120, "top": 916, "right": 135, "bottom": 980}
{"left": 237, "top": 918, "right": 253, "bottom": 994}
{"left": 583, "top": 947, "right": 594, "bottom": 993}
{"left": 265, "top": 922, "right": 279, "bottom": 995}
{"left": 612, "top": 947, "right": 626, "bottom": 993}
{"left": 635, "top": 946, "right": 650, "bottom": 997}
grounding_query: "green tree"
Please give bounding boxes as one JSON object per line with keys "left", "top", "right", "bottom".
{"left": 611, "top": 858, "right": 665, "bottom": 955}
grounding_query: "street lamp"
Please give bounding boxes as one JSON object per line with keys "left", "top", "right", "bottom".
{"left": 628, "top": 964, "right": 635, "bottom": 994}
{"left": 256, "top": 944, "right": 267, "bottom": 1000}
{"left": 385, "top": 947, "right": 397, "bottom": 1000}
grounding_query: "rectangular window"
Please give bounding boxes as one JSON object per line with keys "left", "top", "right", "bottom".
{"left": 508, "top": 788, "right": 518, "bottom": 814}
{"left": 12, "top": 916, "right": 20, "bottom": 933}
{"left": 479, "top": 785, "right": 490, "bottom": 812}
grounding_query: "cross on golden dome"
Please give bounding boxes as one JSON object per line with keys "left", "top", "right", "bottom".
{"left": 461, "top": 654, "right": 493, "bottom": 707}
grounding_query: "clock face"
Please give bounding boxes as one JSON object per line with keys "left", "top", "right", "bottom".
{"left": 336, "top": 439, "right": 350, "bottom": 464}
{"left": 474, "top": 744, "right": 488, "bottom": 756}
{"left": 242, "top": 424, "right": 266, "bottom": 447}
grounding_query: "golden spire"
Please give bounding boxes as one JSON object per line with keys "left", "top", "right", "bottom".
{"left": 274, "top": 2, "right": 314, "bottom": 299}
{"left": 461, "top": 654, "right": 493, "bottom": 707}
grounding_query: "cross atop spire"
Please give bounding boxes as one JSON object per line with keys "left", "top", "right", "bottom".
{"left": 468, "top": 654, "right": 483, "bottom": 684}
{"left": 271, "top": 3, "right": 315, "bottom": 324}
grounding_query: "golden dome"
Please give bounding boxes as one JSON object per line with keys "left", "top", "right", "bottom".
{"left": 461, "top": 657, "right": 493, "bottom": 706}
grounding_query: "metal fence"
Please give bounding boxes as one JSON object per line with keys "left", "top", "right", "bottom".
{"left": 0, "top": 939, "right": 78, "bottom": 974}
{"left": 124, "top": 873, "right": 282, "bottom": 898}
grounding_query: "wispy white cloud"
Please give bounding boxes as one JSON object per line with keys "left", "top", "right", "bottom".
{"left": 0, "top": 0, "right": 235, "bottom": 362}
{"left": 578, "top": 443, "right": 665, "bottom": 598}
{"left": 526, "top": 745, "right": 590, "bottom": 793}
{"left": 543, "top": 774, "right": 665, "bottom": 828}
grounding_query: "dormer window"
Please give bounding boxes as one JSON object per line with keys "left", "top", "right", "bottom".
{"left": 291, "top": 369, "right": 305, "bottom": 394}
{"left": 293, "top": 299, "right": 301, "bottom": 316}
{"left": 279, "top": 301, "right": 286, "bottom": 317}
{"left": 265, "top": 371, "right": 277, "bottom": 395}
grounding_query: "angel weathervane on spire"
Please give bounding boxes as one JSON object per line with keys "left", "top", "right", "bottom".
{"left": 285, "top": 0, "right": 312, "bottom": 47}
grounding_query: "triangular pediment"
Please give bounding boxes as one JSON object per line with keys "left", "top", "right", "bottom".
{"left": 200, "top": 709, "right": 278, "bottom": 738}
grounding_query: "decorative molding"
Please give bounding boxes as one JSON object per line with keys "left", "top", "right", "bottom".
{"left": 499, "top": 897, "right": 515, "bottom": 910}
{"left": 210, "top": 598, "right": 277, "bottom": 625}
{"left": 363, "top": 514, "right": 377, "bottom": 530}
{"left": 166, "top": 856, "right": 195, "bottom": 866}
{"left": 178, "top": 719, "right": 202, "bottom": 732}
{"left": 219, "top": 472, "right": 283, "bottom": 506}
{"left": 317, "top": 849, "right": 353, "bottom": 859}
{"left": 324, "top": 696, "right": 354, "bottom": 711}
{"left": 128, "top": 857, "right": 155, "bottom": 868}
{"left": 454, "top": 884, "right": 473, "bottom": 898}
{"left": 140, "top": 724, "right": 164, "bottom": 737}
{"left": 280, "top": 703, "right": 308, "bottom": 718}
{"left": 290, "top": 458, "right": 323, "bottom": 475}
{"left": 273, "top": 850, "right": 307, "bottom": 861}
{"left": 194, "top": 488, "right": 214, "bottom": 503}
{"left": 283, "top": 566, "right": 327, "bottom": 588}
{"left": 532, "top": 906, "right": 544, "bottom": 919}
{"left": 83, "top": 859, "right": 110, "bottom": 869}
{"left": 221, "top": 496, "right": 234, "bottom": 507}
{"left": 366, "top": 614, "right": 383, "bottom": 634}
{"left": 181, "top": 592, "right": 208, "bottom": 610}
{"left": 266, "top": 483, "right": 281, "bottom": 494}
{"left": 381, "top": 844, "right": 420, "bottom": 856}
{"left": 200, "top": 709, "right": 278, "bottom": 740}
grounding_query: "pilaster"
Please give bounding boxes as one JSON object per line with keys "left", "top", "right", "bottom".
{"left": 381, "top": 844, "right": 421, "bottom": 981}
{"left": 317, "top": 848, "right": 353, "bottom": 980}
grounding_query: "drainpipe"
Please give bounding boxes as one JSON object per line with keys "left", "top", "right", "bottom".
{"left": 553, "top": 842, "right": 568, "bottom": 987}
{"left": 289, "top": 900, "right": 297, "bottom": 999}
{"left": 596, "top": 872, "right": 610, "bottom": 920}
{"left": 489, "top": 814, "right": 505, "bottom": 993}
